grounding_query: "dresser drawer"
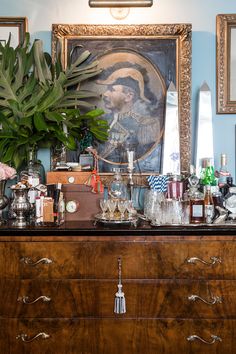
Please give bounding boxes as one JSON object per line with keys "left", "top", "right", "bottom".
{"left": 0, "top": 241, "right": 235, "bottom": 279}
{"left": 0, "top": 318, "right": 234, "bottom": 354}
{"left": 0, "top": 279, "right": 235, "bottom": 319}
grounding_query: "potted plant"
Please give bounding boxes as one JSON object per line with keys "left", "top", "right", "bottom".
{"left": 0, "top": 33, "right": 108, "bottom": 169}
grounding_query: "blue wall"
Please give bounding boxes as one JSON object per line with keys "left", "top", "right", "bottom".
{"left": 1, "top": 0, "right": 236, "bottom": 177}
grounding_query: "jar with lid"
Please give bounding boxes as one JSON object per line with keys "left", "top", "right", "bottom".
{"left": 167, "top": 174, "right": 185, "bottom": 199}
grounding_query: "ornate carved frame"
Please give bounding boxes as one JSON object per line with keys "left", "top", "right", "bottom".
{"left": 217, "top": 14, "right": 236, "bottom": 114}
{"left": 52, "top": 24, "right": 192, "bottom": 174}
{"left": 0, "top": 17, "right": 27, "bottom": 46}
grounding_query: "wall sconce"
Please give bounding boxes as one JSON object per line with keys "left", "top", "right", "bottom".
{"left": 89, "top": 0, "right": 153, "bottom": 20}
{"left": 89, "top": 1, "right": 153, "bottom": 7}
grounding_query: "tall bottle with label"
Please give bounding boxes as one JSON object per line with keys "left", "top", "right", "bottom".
{"left": 218, "top": 153, "right": 230, "bottom": 188}
{"left": 204, "top": 185, "right": 214, "bottom": 223}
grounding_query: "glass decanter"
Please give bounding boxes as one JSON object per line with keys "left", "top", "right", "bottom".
{"left": 109, "top": 168, "right": 127, "bottom": 200}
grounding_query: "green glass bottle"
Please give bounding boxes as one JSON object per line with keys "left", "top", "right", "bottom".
{"left": 200, "top": 158, "right": 217, "bottom": 186}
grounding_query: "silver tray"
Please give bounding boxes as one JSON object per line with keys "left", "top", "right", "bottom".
{"left": 94, "top": 214, "right": 138, "bottom": 227}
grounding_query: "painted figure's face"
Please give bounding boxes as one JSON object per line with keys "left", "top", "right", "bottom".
{"left": 103, "top": 84, "right": 127, "bottom": 112}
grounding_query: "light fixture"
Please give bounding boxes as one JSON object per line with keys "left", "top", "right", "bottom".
{"left": 89, "top": 0, "right": 153, "bottom": 8}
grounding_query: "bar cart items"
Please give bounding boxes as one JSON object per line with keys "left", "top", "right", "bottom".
{"left": 11, "top": 185, "right": 31, "bottom": 228}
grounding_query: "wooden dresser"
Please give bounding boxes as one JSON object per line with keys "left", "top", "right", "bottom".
{"left": 0, "top": 223, "right": 236, "bottom": 353}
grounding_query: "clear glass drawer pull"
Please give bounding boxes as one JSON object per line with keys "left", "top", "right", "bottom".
{"left": 187, "top": 334, "right": 222, "bottom": 345}
{"left": 17, "top": 295, "right": 51, "bottom": 304}
{"left": 188, "top": 294, "right": 222, "bottom": 305}
{"left": 186, "top": 256, "right": 221, "bottom": 266}
{"left": 16, "top": 332, "right": 50, "bottom": 343}
{"left": 20, "top": 257, "right": 53, "bottom": 266}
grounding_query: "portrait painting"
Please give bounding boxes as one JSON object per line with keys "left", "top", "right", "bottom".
{"left": 52, "top": 24, "right": 192, "bottom": 173}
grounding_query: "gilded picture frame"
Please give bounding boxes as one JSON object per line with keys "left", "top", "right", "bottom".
{"left": 52, "top": 24, "right": 192, "bottom": 174}
{"left": 217, "top": 14, "right": 236, "bottom": 114}
{"left": 0, "top": 17, "right": 27, "bottom": 47}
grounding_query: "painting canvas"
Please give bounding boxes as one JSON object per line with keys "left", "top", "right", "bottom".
{"left": 52, "top": 24, "right": 192, "bottom": 173}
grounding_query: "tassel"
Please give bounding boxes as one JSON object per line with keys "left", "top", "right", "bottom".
{"left": 114, "top": 257, "right": 126, "bottom": 314}
{"left": 85, "top": 149, "right": 104, "bottom": 194}
{"left": 92, "top": 175, "right": 104, "bottom": 194}
{"left": 84, "top": 169, "right": 97, "bottom": 189}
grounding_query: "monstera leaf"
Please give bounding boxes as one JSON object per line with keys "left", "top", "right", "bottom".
{"left": 0, "top": 33, "right": 108, "bottom": 169}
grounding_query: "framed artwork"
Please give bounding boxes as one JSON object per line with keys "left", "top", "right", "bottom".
{"left": 217, "top": 14, "right": 236, "bottom": 114}
{"left": 0, "top": 17, "right": 27, "bottom": 48}
{"left": 52, "top": 24, "right": 192, "bottom": 173}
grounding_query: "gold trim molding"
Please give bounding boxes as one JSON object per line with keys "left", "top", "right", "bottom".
{"left": 52, "top": 24, "right": 192, "bottom": 174}
{"left": 216, "top": 14, "right": 236, "bottom": 114}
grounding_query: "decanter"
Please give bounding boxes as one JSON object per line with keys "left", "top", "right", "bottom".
{"left": 109, "top": 168, "right": 127, "bottom": 200}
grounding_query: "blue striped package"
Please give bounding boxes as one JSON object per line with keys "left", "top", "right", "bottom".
{"left": 147, "top": 175, "right": 169, "bottom": 192}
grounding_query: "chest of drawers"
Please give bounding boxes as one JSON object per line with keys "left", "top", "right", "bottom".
{"left": 0, "top": 225, "right": 236, "bottom": 353}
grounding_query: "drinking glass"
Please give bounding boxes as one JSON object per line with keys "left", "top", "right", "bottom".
{"left": 118, "top": 200, "right": 127, "bottom": 220}
{"left": 100, "top": 199, "right": 108, "bottom": 219}
{"left": 107, "top": 199, "right": 117, "bottom": 219}
{"left": 126, "top": 200, "right": 134, "bottom": 220}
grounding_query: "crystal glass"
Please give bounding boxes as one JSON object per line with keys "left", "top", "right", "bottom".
{"left": 107, "top": 199, "right": 117, "bottom": 219}
{"left": 109, "top": 169, "right": 127, "bottom": 200}
{"left": 126, "top": 200, "right": 134, "bottom": 220}
{"left": 117, "top": 200, "right": 127, "bottom": 220}
{"left": 144, "top": 189, "right": 165, "bottom": 220}
{"left": 100, "top": 199, "right": 108, "bottom": 219}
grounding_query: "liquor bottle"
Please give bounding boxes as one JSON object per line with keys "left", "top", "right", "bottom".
{"left": 53, "top": 183, "right": 62, "bottom": 224}
{"left": 218, "top": 154, "right": 230, "bottom": 188}
{"left": 220, "top": 176, "right": 235, "bottom": 197}
{"left": 190, "top": 190, "right": 205, "bottom": 224}
{"left": 200, "top": 158, "right": 217, "bottom": 187}
{"left": 204, "top": 185, "right": 214, "bottom": 223}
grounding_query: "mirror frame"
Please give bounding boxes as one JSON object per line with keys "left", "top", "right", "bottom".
{"left": 217, "top": 14, "right": 236, "bottom": 114}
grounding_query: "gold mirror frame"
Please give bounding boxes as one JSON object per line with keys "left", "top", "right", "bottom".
{"left": 217, "top": 14, "right": 236, "bottom": 114}
{"left": 52, "top": 24, "right": 192, "bottom": 175}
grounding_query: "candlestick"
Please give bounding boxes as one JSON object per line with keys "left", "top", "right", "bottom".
{"left": 127, "top": 150, "right": 134, "bottom": 170}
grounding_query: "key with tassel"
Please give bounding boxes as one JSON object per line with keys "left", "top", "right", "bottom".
{"left": 114, "top": 257, "right": 126, "bottom": 314}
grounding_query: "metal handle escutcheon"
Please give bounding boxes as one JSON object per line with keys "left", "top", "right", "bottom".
{"left": 186, "top": 256, "right": 221, "bottom": 266}
{"left": 188, "top": 294, "right": 222, "bottom": 305}
{"left": 187, "top": 334, "right": 222, "bottom": 345}
{"left": 17, "top": 295, "right": 51, "bottom": 304}
{"left": 20, "top": 257, "right": 53, "bottom": 266}
{"left": 16, "top": 332, "right": 50, "bottom": 343}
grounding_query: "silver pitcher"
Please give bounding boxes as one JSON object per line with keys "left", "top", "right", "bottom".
{"left": 11, "top": 188, "right": 31, "bottom": 228}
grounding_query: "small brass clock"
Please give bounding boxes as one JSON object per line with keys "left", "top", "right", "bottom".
{"left": 65, "top": 200, "right": 80, "bottom": 214}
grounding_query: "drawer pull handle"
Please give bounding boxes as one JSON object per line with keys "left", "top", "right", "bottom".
{"left": 17, "top": 295, "right": 51, "bottom": 304}
{"left": 187, "top": 334, "right": 222, "bottom": 345}
{"left": 186, "top": 256, "right": 221, "bottom": 266}
{"left": 20, "top": 257, "right": 53, "bottom": 266}
{"left": 188, "top": 294, "right": 222, "bottom": 305}
{"left": 16, "top": 332, "right": 50, "bottom": 343}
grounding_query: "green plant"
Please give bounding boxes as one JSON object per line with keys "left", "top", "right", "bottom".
{"left": 0, "top": 33, "right": 108, "bottom": 169}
